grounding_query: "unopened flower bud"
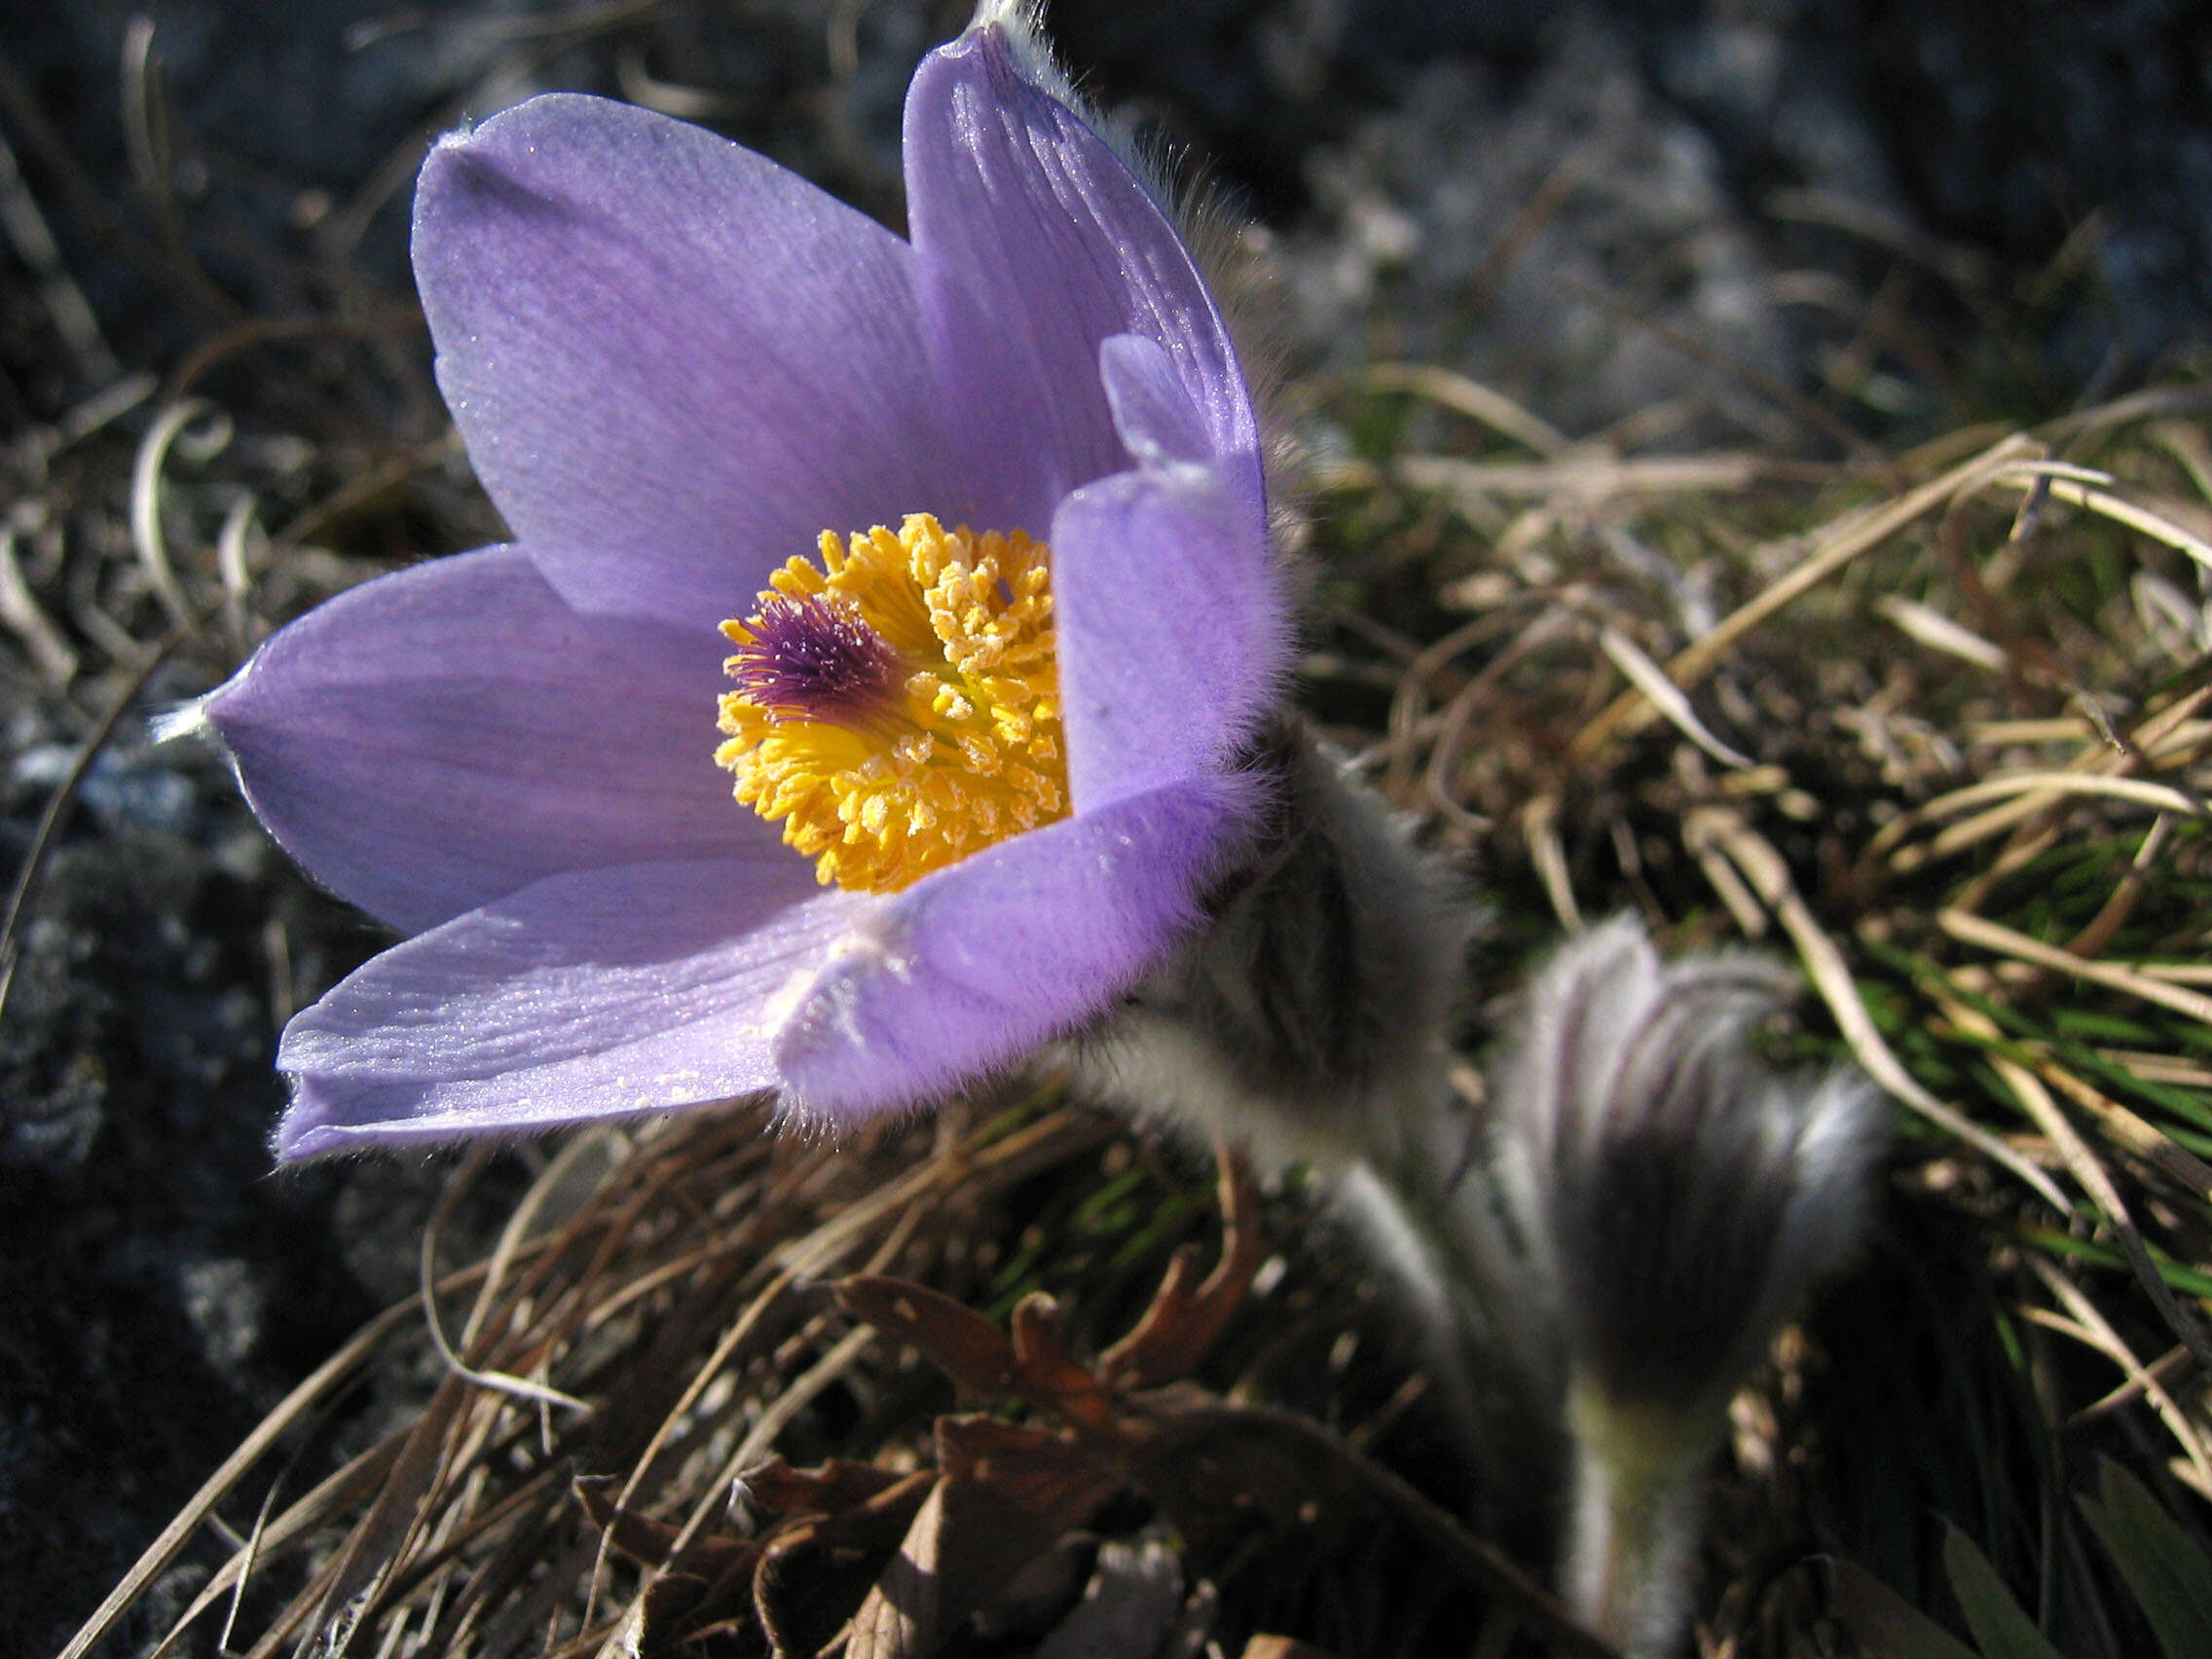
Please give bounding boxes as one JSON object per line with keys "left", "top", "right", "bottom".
{"left": 1482, "top": 915, "right": 1883, "bottom": 1656}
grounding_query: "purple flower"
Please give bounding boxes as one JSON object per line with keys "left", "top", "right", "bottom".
{"left": 203, "top": 9, "right": 1289, "bottom": 1159}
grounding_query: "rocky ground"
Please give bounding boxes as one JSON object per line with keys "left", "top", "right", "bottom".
{"left": 4, "top": 2, "right": 2207, "bottom": 1654}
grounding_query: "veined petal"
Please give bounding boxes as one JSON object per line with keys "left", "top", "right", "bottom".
{"left": 1099, "top": 330, "right": 1217, "bottom": 468}
{"left": 773, "top": 772, "right": 1265, "bottom": 1124}
{"left": 903, "top": 22, "right": 1257, "bottom": 535}
{"left": 275, "top": 860, "right": 855, "bottom": 1159}
{"left": 206, "top": 547, "right": 766, "bottom": 935}
{"left": 414, "top": 93, "right": 943, "bottom": 627}
{"left": 1051, "top": 435, "right": 1287, "bottom": 812}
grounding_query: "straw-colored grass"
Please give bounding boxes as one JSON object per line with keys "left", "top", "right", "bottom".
{"left": 1301, "top": 363, "right": 2212, "bottom": 1656}
{"left": 55, "top": 1095, "right": 1615, "bottom": 1658}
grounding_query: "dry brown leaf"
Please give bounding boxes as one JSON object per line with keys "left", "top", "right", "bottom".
{"left": 846, "top": 1419, "right": 1124, "bottom": 1659}
{"left": 743, "top": 1454, "right": 921, "bottom": 1519}
{"left": 1011, "top": 1294, "right": 1121, "bottom": 1433}
{"left": 753, "top": 1472, "right": 935, "bottom": 1659}
{"left": 1101, "top": 1148, "right": 1264, "bottom": 1391}
{"left": 835, "top": 1275, "right": 1020, "bottom": 1397}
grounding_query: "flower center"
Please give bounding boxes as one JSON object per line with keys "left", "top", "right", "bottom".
{"left": 716, "top": 513, "right": 1069, "bottom": 894}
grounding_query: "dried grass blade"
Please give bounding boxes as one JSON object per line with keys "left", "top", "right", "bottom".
{"left": 1521, "top": 794, "right": 1583, "bottom": 932}
{"left": 462, "top": 1126, "right": 623, "bottom": 1349}
{"left": 0, "top": 525, "right": 79, "bottom": 682}
{"left": 1990, "top": 459, "right": 2123, "bottom": 489}
{"left": 2038, "top": 384, "right": 2212, "bottom": 443}
{"left": 129, "top": 396, "right": 227, "bottom": 630}
{"left": 2071, "top": 1345, "right": 2193, "bottom": 1427}
{"left": 1385, "top": 614, "right": 1505, "bottom": 797}
{"left": 2132, "top": 680, "right": 2212, "bottom": 760}
{"left": 674, "top": 1324, "right": 877, "bottom": 1553}
{"left": 1875, "top": 693, "right": 2212, "bottom": 874}
{"left": 1937, "top": 909, "right": 2212, "bottom": 1028}
{"left": 584, "top": 1134, "right": 943, "bottom": 1632}
{"left": 1597, "top": 625, "right": 1752, "bottom": 768}
{"left": 1363, "top": 362, "right": 1571, "bottom": 455}
{"left": 150, "top": 1436, "right": 407, "bottom": 1658}
{"left": 1945, "top": 1001, "right": 2212, "bottom": 1372}
{"left": 417, "top": 1146, "right": 589, "bottom": 1414}
{"left": 1687, "top": 807, "right": 2073, "bottom": 1212}
{"left": 577, "top": 1270, "right": 796, "bottom": 1629}
{"left": 2036, "top": 1061, "right": 2212, "bottom": 1199}
{"left": 2026, "top": 1256, "right": 2212, "bottom": 1492}
{"left": 665, "top": 1209, "right": 934, "bottom": 1563}
{"left": 1883, "top": 782, "right": 2195, "bottom": 875}
{"left": 1689, "top": 830, "right": 1771, "bottom": 938}
{"left": 427, "top": 1467, "right": 598, "bottom": 1657}
{"left": 306, "top": 1373, "right": 470, "bottom": 1656}
{"left": 1399, "top": 451, "right": 1773, "bottom": 504}
{"left": 1921, "top": 774, "right": 2206, "bottom": 824}
{"left": 243, "top": 1534, "right": 352, "bottom": 1659}
{"left": 1997, "top": 473, "right": 2212, "bottom": 572}
{"left": 2099, "top": 1050, "right": 2212, "bottom": 1087}
{"left": 471, "top": 1532, "right": 608, "bottom": 1659}
{"left": 215, "top": 491, "right": 261, "bottom": 653}
{"left": 1967, "top": 718, "right": 2093, "bottom": 746}
{"left": 371, "top": 1460, "right": 571, "bottom": 1624}
{"left": 729, "top": 1327, "right": 875, "bottom": 1494}
{"left": 2063, "top": 813, "right": 2169, "bottom": 964}
{"left": 1573, "top": 433, "right": 2041, "bottom": 759}
{"left": 1875, "top": 594, "right": 2009, "bottom": 670}
{"left": 778, "top": 1108, "right": 1107, "bottom": 1281}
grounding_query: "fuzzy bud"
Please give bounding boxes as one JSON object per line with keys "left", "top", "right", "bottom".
{"left": 1480, "top": 915, "right": 1883, "bottom": 1656}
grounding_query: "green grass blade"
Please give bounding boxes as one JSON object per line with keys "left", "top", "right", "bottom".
{"left": 2076, "top": 1457, "right": 2212, "bottom": 1659}
{"left": 1831, "top": 1560, "right": 1984, "bottom": 1659}
{"left": 1944, "top": 1524, "right": 2070, "bottom": 1659}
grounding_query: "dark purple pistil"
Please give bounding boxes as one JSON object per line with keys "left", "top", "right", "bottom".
{"left": 730, "top": 594, "right": 903, "bottom": 722}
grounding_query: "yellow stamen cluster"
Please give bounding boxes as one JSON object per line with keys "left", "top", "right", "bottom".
{"left": 716, "top": 513, "right": 1068, "bottom": 893}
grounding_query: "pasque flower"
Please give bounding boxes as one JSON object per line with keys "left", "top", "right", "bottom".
{"left": 203, "top": 4, "right": 1291, "bottom": 1158}
{"left": 1481, "top": 916, "right": 1881, "bottom": 1658}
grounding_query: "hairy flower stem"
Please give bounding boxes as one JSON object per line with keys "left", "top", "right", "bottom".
{"left": 1331, "top": 1108, "right": 1560, "bottom": 1484}
{"left": 1562, "top": 1383, "right": 1714, "bottom": 1658}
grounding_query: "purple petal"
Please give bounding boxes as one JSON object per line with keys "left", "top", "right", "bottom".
{"left": 1099, "top": 332, "right": 1216, "bottom": 468}
{"left": 773, "top": 774, "right": 1264, "bottom": 1123}
{"left": 1051, "top": 442, "right": 1288, "bottom": 812}
{"left": 414, "top": 93, "right": 944, "bottom": 628}
{"left": 275, "top": 860, "right": 855, "bottom": 1159}
{"left": 207, "top": 547, "right": 767, "bottom": 935}
{"left": 903, "top": 24, "right": 1257, "bottom": 536}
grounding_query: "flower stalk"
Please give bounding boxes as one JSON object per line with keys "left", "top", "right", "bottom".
{"left": 1562, "top": 1382, "right": 1715, "bottom": 1657}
